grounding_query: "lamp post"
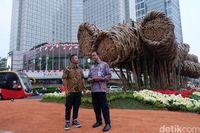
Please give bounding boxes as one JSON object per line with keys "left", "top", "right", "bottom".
{"left": 39, "top": 57, "right": 42, "bottom": 70}
{"left": 8, "top": 51, "right": 13, "bottom": 71}
{"left": 45, "top": 56, "right": 49, "bottom": 70}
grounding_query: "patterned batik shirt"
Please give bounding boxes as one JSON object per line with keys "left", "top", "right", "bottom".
{"left": 62, "top": 64, "right": 85, "bottom": 92}
{"left": 88, "top": 61, "right": 111, "bottom": 92}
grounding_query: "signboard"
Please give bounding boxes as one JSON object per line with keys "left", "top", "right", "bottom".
{"left": 23, "top": 70, "right": 63, "bottom": 79}
{"left": 22, "top": 69, "right": 122, "bottom": 80}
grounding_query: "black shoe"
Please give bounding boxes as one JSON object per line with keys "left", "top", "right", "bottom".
{"left": 72, "top": 119, "right": 81, "bottom": 128}
{"left": 64, "top": 121, "right": 70, "bottom": 130}
{"left": 92, "top": 121, "right": 102, "bottom": 128}
{"left": 103, "top": 124, "right": 111, "bottom": 132}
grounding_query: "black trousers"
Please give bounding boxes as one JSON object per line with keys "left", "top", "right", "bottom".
{"left": 92, "top": 92, "right": 111, "bottom": 124}
{"left": 65, "top": 92, "right": 81, "bottom": 121}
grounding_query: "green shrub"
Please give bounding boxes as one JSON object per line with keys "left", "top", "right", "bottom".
{"left": 189, "top": 94, "right": 200, "bottom": 101}
{"left": 33, "top": 86, "right": 60, "bottom": 94}
{"left": 41, "top": 92, "right": 200, "bottom": 113}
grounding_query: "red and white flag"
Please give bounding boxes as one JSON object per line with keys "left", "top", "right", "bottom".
{"left": 56, "top": 41, "right": 60, "bottom": 48}
{"left": 44, "top": 44, "right": 49, "bottom": 50}
{"left": 74, "top": 44, "right": 79, "bottom": 49}
{"left": 68, "top": 44, "right": 73, "bottom": 50}
{"left": 63, "top": 44, "right": 67, "bottom": 49}
{"left": 50, "top": 44, "right": 54, "bottom": 51}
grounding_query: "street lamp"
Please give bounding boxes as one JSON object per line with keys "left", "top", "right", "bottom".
{"left": 46, "top": 56, "right": 49, "bottom": 70}
{"left": 39, "top": 57, "right": 42, "bottom": 70}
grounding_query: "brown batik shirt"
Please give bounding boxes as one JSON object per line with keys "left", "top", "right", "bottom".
{"left": 62, "top": 64, "right": 85, "bottom": 92}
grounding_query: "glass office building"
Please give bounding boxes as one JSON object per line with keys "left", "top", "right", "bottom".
{"left": 135, "top": 0, "right": 183, "bottom": 42}
{"left": 9, "top": 0, "right": 83, "bottom": 70}
{"left": 83, "top": 0, "right": 136, "bottom": 30}
{"left": 10, "top": 0, "right": 136, "bottom": 70}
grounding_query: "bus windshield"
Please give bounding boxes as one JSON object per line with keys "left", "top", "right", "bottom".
{"left": 17, "top": 72, "right": 33, "bottom": 93}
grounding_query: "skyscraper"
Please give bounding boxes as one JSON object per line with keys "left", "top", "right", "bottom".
{"left": 83, "top": 0, "right": 136, "bottom": 30}
{"left": 9, "top": 0, "right": 83, "bottom": 70}
{"left": 135, "top": 0, "right": 183, "bottom": 42}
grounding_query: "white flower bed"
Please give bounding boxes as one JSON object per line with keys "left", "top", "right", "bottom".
{"left": 133, "top": 90, "right": 200, "bottom": 110}
{"left": 42, "top": 90, "right": 200, "bottom": 112}
{"left": 43, "top": 92, "right": 65, "bottom": 99}
{"left": 193, "top": 91, "right": 200, "bottom": 97}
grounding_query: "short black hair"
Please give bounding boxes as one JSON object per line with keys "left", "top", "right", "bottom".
{"left": 70, "top": 54, "right": 77, "bottom": 62}
{"left": 92, "top": 51, "right": 100, "bottom": 55}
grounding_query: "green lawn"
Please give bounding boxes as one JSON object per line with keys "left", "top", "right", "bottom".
{"left": 109, "top": 98, "right": 160, "bottom": 110}
{"left": 42, "top": 97, "right": 160, "bottom": 110}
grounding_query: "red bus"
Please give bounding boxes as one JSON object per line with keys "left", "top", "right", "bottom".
{"left": 0, "top": 71, "right": 33, "bottom": 100}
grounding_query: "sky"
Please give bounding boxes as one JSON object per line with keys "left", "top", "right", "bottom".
{"left": 0, "top": 0, "right": 199, "bottom": 60}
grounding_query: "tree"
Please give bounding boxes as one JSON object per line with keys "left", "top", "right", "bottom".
{"left": 0, "top": 58, "right": 8, "bottom": 71}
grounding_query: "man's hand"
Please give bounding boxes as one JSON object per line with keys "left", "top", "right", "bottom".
{"left": 63, "top": 79, "right": 69, "bottom": 96}
{"left": 88, "top": 79, "right": 94, "bottom": 83}
{"left": 65, "top": 90, "right": 69, "bottom": 96}
{"left": 93, "top": 77, "right": 104, "bottom": 82}
{"left": 82, "top": 90, "right": 87, "bottom": 95}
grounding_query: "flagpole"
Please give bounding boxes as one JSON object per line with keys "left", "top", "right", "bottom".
{"left": 58, "top": 42, "right": 60, "bottom": 70}
{"left": 70, "top": 43, "right": 72, "bottom": 55}
{"left": 39, "top": 47, "right": 42, "bottom": 70}
{"left": 65, "top": 44, "right": 66, "bottom": 67}
{"left": 51, "top": 45, "right": 53, "bottom": 70}
{"left": 33, "top": 47, "right": 35, "bottom": 71}
{"left": 76, "top": 44, "right": 79, "bottom": 56}
{"left": 52, "top": 45, "right": 54, "bottom": 70}
{"left": 47, "top": 46, "right": 48, "bottom": 70}
{"left": 45, "top": 44, "right": 49, "bottom": 70}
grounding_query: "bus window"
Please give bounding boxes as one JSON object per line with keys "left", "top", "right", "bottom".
{"left": 18, "top": 72, "right": 33, "bottom": 93}
{"left": 0, "top": 74, "right": 7, "bottom": 89}
{"left": 0, "top": 73, "right": 21, "bottom": 90}
{"left": 12, "top": 80, "right": 22, "bottom": 89}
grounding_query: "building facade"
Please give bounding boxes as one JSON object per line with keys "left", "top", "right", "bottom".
{"left": 135, "top": 0, "right": 183, "bottom": 42}
{"left": 23, "top": 43, "right": 81, "bottom": 71}
{"left": 83, "top": 0, "right": 136, "bottom": 30}
{"left": 9, "top": 0, "right": 83, "bottom": 70}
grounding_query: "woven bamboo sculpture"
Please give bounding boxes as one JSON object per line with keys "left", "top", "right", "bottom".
{"left": 77, "top": 11, "right": 200, "bottom": 90}
{"left": 77, "top": 22, "right": 102, "bottom": 57}
{"left": 139, "top": 11, "right": 177, "bottom": 61}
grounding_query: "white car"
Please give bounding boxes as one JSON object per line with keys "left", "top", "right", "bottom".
{"left": 108, "top": 86, "right": 123, "bottom": 92}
